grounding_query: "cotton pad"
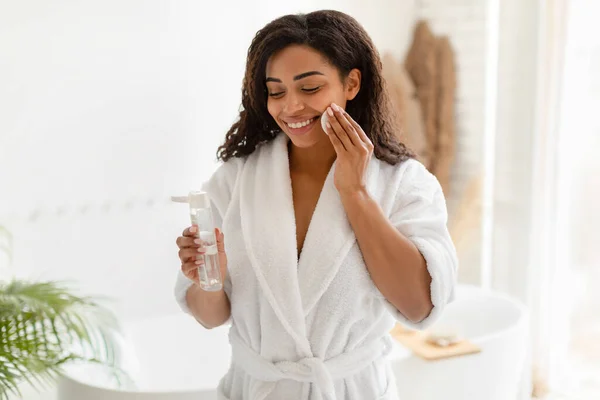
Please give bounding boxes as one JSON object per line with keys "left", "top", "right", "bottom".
{"left": 320, "top": 111, "right": 330, "bottom": 134}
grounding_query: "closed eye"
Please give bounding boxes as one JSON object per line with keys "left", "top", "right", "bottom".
{"left": 268, "top": 86, "right": 322, "bottom": 98}
{"left": 302, "top": 86, "right": 321, "bottom": 93}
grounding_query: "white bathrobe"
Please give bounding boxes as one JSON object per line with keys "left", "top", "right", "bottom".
{"left": 174, "top": 133, "right": 458, "bottom": 399}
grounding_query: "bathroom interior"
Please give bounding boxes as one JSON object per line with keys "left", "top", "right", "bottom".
{"left": 1, "top": 0, "right": 599, "bottom": 399}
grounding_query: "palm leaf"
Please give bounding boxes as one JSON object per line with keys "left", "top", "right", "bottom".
{"left": 0, "top": 279, "right": 128, "bottom": 399}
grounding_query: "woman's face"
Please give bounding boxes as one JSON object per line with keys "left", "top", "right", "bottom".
{"left": 265, "top": 45, "right": 360, "bottom": 149}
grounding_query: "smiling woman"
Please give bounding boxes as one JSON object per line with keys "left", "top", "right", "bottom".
{"left": 216, "top": 10, "right": 413, "bottom": 165}
{"left": 265, "top": 46, "right": 358, "bottom": 147}
{"left": 174, "top": 9, "right": 458, "bottom": 400}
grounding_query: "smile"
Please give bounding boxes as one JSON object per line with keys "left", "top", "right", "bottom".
{"left": 285, "top": 118, "right": 316, "bottom": 129}
{"left": 283, "top": 117, "right": 319, "bottom": 136}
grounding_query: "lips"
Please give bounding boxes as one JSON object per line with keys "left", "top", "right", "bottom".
{"left": 283, "top": 117, "right": 318, "bottom": 136}
{"left": 285, "top": 117, "right": 316, "bottom": 129}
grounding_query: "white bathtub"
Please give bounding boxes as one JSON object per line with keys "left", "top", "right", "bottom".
{"left": 58, "top": 284, "right": 530, "bottom": 400}
{"left": 389, "top": 284, "right": 531, "bottom": 400}
{"left": 58, "top": 314, "right": 232, "bottom": 400}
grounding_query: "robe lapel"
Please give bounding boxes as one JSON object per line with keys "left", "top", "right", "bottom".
{"left": 238, "top": 132, "right": 382, "bottom": 348}
{"left": 238, "top": 134, "right": 310, "bottom": 352}
{"left": 297, "top": 153, "right": 381, "bottom": 317}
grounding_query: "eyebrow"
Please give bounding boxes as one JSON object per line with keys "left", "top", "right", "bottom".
{"left": 265, "top": 71, "right": 325, "bottom": 83}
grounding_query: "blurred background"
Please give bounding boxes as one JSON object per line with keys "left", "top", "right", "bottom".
{"left": 0, "top": 0, "right": 598, "bottom": 399}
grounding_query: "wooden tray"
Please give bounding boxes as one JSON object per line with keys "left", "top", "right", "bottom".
{"left": 390, "top": 324, "right": 481, "bottom": 361}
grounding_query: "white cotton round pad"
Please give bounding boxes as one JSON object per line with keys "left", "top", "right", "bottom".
{"left": 320, "top": 111, "right": 330, "bottom": 134}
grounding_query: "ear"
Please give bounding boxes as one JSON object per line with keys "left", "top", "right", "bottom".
{"left": 345, "top": 68, "right": 361, "bottom": 101}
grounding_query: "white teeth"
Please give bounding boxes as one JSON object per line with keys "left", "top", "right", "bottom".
{"left": 287, "top": 118, "right": 314, "bottom": 129}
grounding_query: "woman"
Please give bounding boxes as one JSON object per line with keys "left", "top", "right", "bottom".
{"left": 174, "top": 10, "right": 458, "bottom": 400}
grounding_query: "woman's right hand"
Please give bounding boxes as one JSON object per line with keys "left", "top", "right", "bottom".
{"left": 176, "top": 226, "right": 228, "bottom": 286}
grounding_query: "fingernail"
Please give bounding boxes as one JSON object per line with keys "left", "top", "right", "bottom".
{"left": 195, "top": 259, "right": 203, "bottom": 265}
{"left": 194, "top": 239, "right": 201, "bottom": 245}
{"left": 327, "top": 107, "right": 334, "bottom": 116}
{"left": 197, "top": 247, "right": 205, "bottom": 253}
{"left": 326, "top": 122, "right": 332, "bottom": 129}
{"left": 190, "top": 226, "right": 197, "bottom": 233}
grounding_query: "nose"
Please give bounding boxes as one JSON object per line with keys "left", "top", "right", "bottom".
{"left": 282, "top": 92, "right": 305, "bottom": 114}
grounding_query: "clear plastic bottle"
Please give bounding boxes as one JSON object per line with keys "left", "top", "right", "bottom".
{"left": 173, "top": 191, "right": 223, "bottom": 291}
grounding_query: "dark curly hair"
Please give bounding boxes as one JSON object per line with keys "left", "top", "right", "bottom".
{"left": 216, "top": 10, "right": 414, "bottom": 165}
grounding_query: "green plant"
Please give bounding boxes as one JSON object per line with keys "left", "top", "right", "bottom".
{"left": 0, "top": 226, "right": 124, "bottom": 399}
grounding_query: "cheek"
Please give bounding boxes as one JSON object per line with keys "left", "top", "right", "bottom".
{"left": 314, "top": 88, "right": 344, "bottom": 111}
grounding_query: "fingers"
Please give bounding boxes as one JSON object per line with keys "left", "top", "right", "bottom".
{"left": 182, "top": 257, "right": 203, "bottom": 273}
{"left": 177, "top": 226, "right": 206, "bottom": 263}
{"left": 176, "top": 235, "right": 199, "bottom": 249}
{"left": 180, "top": 235, "right": 205, "bottom": 282}
{"left": 326, "top": 106, "right": 352, "bottom": 150}
{"left": 345, "top": 111, "right": 373, "bottom": 148}
{"left": 182, "top": 225, "right": 198, "bottom": 238}
{"left": 334, "top": 107, "right": 362, "bottom": 148}
{"left": 330, "top": 104, "right": 374, "bottom": 154}
{"left": 326, "top": 119, "right": 346, "bottom": 154}
{"left": 178, "top": 246, "right": 205, "bottom": 263}
{"left": 215, "top": 228, "right": 226, "bottom": 253}
{"left": 179, "top": 226, "right": 227, "bottom": 283}
{"left": 181, "top": 259, "right": 202, "bottom": 283}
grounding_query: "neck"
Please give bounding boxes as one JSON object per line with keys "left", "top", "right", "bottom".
{"left": 288, "top": 137, "right": 337, "bottom": 177}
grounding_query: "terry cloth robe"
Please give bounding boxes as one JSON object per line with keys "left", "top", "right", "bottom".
{"left": 174, "top": 133, "right": 458, "bottom": 399}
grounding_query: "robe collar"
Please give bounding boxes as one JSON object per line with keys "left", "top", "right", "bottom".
{"left": 239, "top": 134, "right": 380, "bottom": 350}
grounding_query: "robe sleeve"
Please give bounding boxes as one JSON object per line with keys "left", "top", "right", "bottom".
{"left": 383, "top": 159, "right": 458, "bottom": 330}
{"left": 173, "top": 158, "right": 241, "bottom": 317}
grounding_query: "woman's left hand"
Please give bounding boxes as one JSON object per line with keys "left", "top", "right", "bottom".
{"left": 324, "top": 103, "right": 374, "bottom": 196}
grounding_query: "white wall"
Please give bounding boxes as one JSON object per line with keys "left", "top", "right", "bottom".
{"left": 413, "top": 1, "right": 542, "bottom": 295}
{"left": 0, "top": 0, "right": 416, "bottom": 321}
{"left": 414, "top": 0, "right": 488, "bottom": 285}
{"left": 490, "top": 0, "right": 540, "bottom": 300}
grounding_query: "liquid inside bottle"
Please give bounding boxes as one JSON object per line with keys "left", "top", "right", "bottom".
{"left": 196, "top": 230, "right": 222, "bottom": 291}
{"left": 185, "top": 192, "right": 223, "bottom": 292}
{"left": 173, "top": 191, "right": 223, "bottom": 291}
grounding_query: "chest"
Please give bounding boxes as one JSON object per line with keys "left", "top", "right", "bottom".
{"left": 290, "top": 172, "right": 326, "bottom": 259}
